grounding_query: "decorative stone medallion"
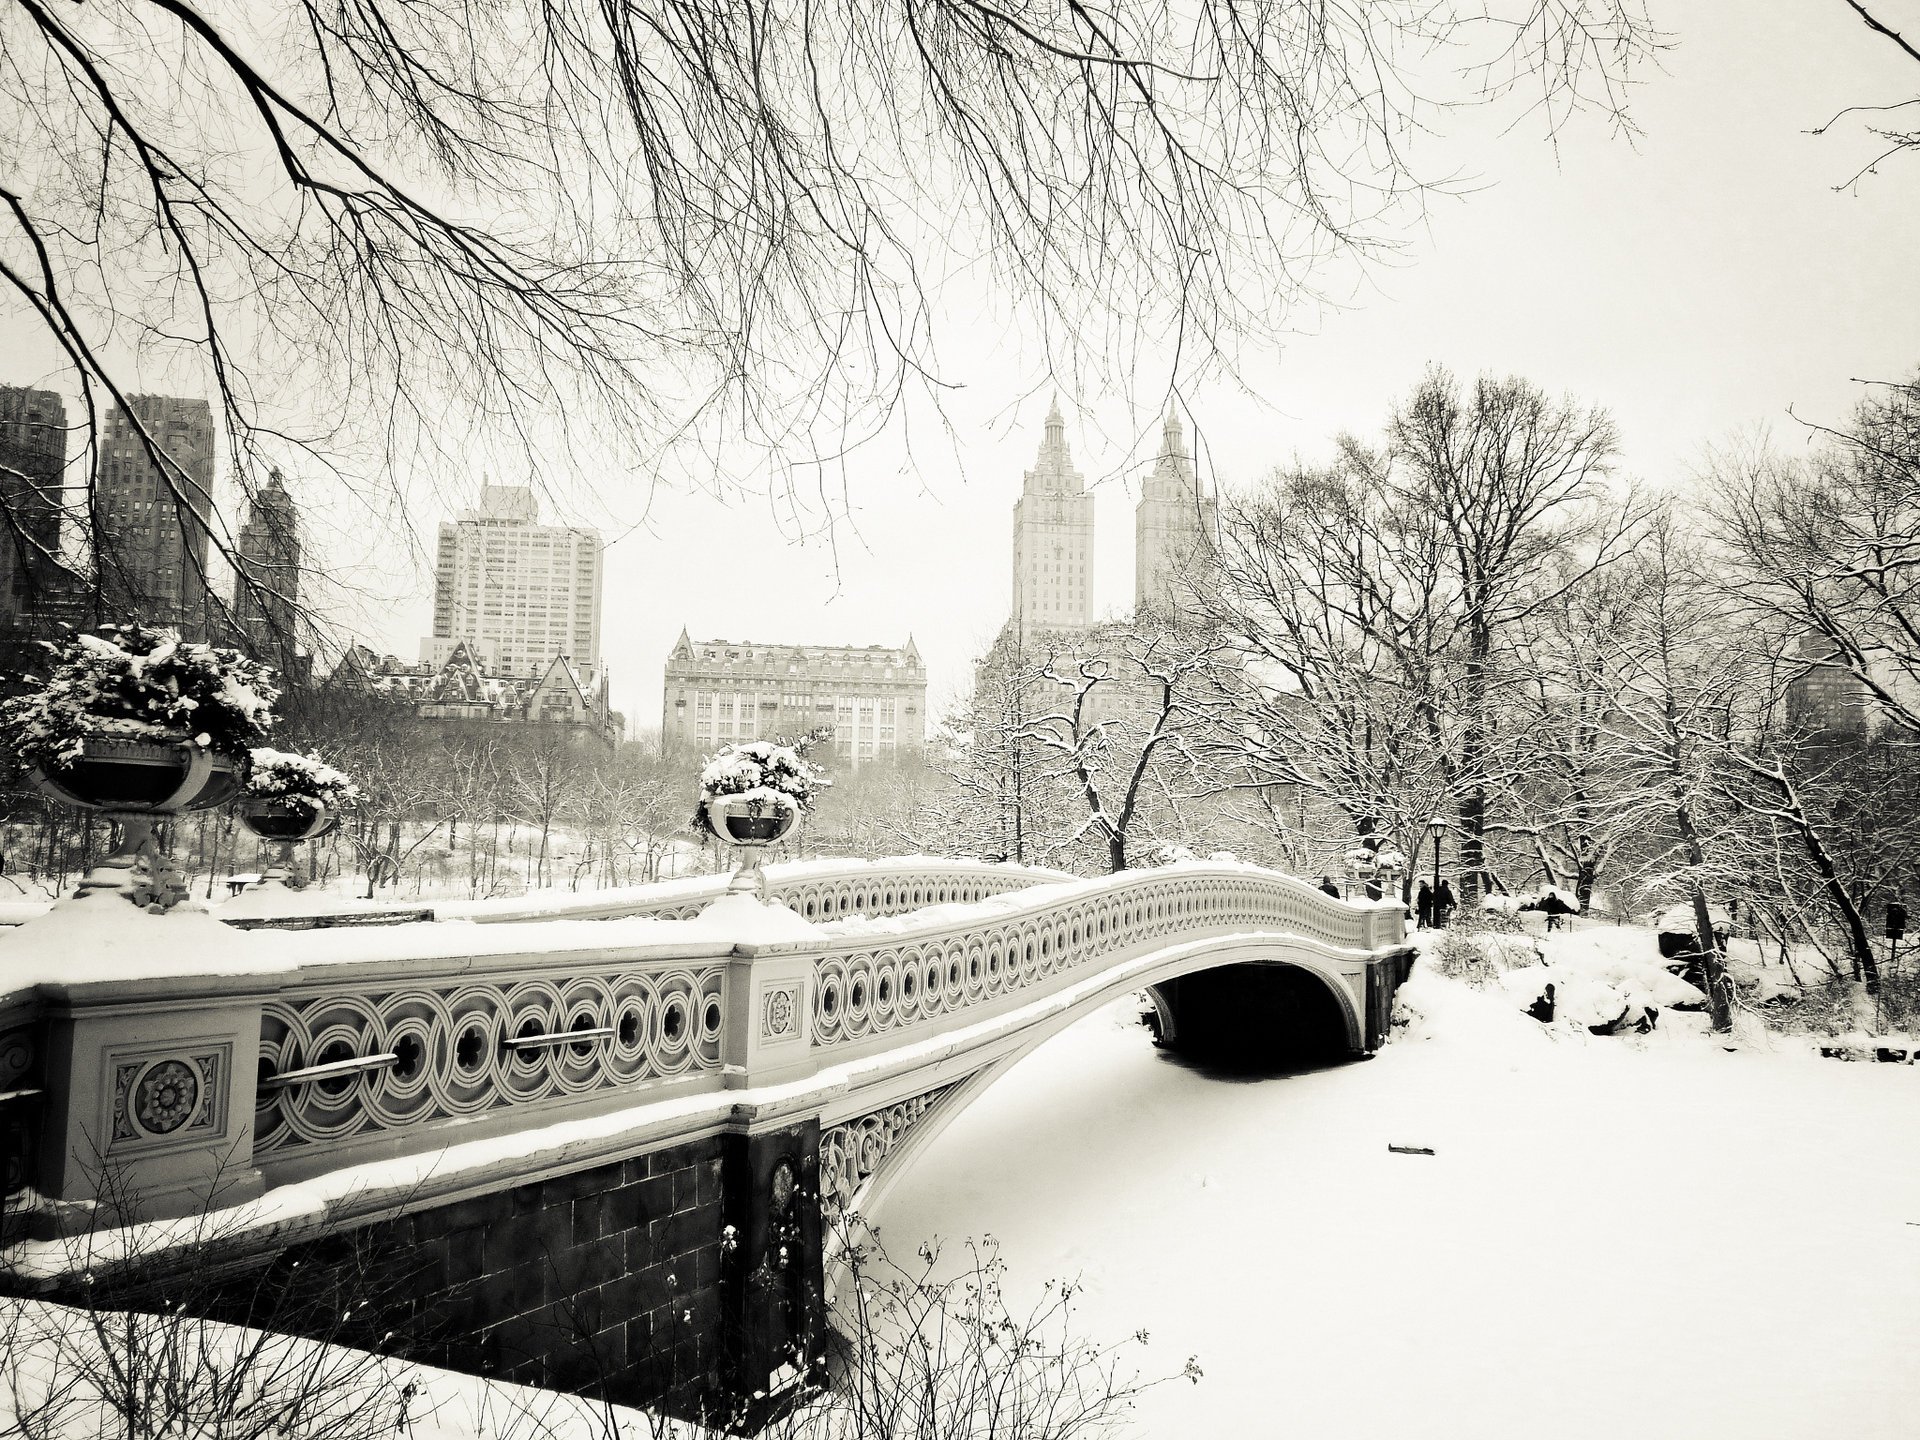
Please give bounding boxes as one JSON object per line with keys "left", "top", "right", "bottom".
{"left": 135, "top": 1060, "right": 200, "bottom": 1134}
{"left": 769, "top": 1157, "right": 796, "bottom": 1214}
{"left": 107, "top": 1044, "right": 228, "bottom": 1152}
{"left": 761, "top": 985, "right": 798, "bottom": 1040}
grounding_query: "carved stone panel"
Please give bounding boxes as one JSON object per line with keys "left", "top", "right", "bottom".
{"left": 105, "top": 1041, "right": 230, "bottom": 1155}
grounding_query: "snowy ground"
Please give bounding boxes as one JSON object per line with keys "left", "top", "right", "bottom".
{"left": 878, "top": 940, "right": 1920, "bottom": 1439}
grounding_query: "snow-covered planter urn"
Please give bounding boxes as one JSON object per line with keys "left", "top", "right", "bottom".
{"left": 2, "top": 625, "right": 277, "bottom": 910}
{"left": 695, "top": 741, "right": 827, "bottom": 897}
{"left": 239, "top": 749, "right": 357, "bottom": 891}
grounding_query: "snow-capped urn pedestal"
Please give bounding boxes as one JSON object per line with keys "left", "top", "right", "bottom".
{"left": 695, "top": 740, "right": 827, "bottom": 899}
{"left": 238, "top": 749, "right": 356, "bottom": 893}
{"left": 31, "top": 739, "right": 242, "bottom": 910}
{"left": 5, "top": 625, "right": 277, "bottom": 913}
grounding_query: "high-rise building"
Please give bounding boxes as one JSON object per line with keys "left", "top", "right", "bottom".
{"left": 1010, "top": 399, "right": 1095, "bottom": 638}
{"left": 1135, "top": 409, "right": 1217, "bottom": 622}
{"left": 425, "top": 484, "right": 603, "bottom": 674}
{"left": 234, "top": 468, "right": 301, "bottom": 661}
{"left": 0, "top": 385, "right": 70, "bottom": 631}
{"left": 94, "top": 395, "right": 216, "bottom": 636}
{"left": 1785, "top": 633, "right": 1873, "bottom": 741}
{"left": 662, "top": 633, "right": 927, "bottom": 767}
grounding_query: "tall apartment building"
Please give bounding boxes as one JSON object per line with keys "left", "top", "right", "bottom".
{"left": 1785, "top": 633, "right": 1873, "bottom": 741}
{"left": 233, "top": 468, "right": 302, "bottom": 668}
{"left": 94, "top": 395, "right": 216, "bottom": 636}
{"left": 425, "top": 484, "right": 603, "bottom": 674}
{"left": 0, "top": 385, "right": 70, "bottom": 630}
{"left": 1135, "top": 409, "right": 1217, "bottom": 622}
{"left": 1010, "top": 399, "right": 1095, "bottom": 639}
{"left": 662, "top": 633, "right": 927, "bottom": 767}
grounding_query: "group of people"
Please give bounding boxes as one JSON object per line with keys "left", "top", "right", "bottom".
{"left": 1315, "top": 874, "right": 1457, "bottom": 929}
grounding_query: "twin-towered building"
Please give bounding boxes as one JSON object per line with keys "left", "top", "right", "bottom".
{"left": 663, "top": 402, "right": 1217, "bottom": 764}
{"left": 1008, "top": 398, "right": 1218, "bottom": 641}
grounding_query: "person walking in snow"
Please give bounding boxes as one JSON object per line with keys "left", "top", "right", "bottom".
{"left": 1318, "top": 876, "right": 1340, "bottom": 899}
{"left": 1415, "top": 880, "right": 1433, "bottom": 929}
{"left": 1435, "top": 878, "right": 1457, "bottom": 928}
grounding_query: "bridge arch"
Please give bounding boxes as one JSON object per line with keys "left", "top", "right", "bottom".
{"left": 820, "top": 934, "right": 1367, "bottom": 1232}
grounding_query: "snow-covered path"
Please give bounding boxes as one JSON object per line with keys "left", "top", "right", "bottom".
{"left": 877, "top": 986, "right": 1920, "bottom": 1439}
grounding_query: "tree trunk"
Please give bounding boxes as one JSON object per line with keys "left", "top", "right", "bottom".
{"left": 1672, "top": 801, "right": 1734, "bottom": 1032}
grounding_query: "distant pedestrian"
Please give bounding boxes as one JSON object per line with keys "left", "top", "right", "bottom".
{"left": 1415, "top": 880, "right": 1433, "bottom": 929}
{"left": 1435, "top": 879, "right": 1457, "bottom": 928}
{"left": 1318, "top": 876, "right": 1340, "bottom": 899}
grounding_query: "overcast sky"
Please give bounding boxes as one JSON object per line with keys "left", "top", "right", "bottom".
{"left": 6, "top": 3, "right": 1918, "bottom": 738}
{"left": 548, "top": 3, "right": 1918, "bottom": 733}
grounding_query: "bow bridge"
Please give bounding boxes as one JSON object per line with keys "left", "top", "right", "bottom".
{"left": 1, "top": 858, "right": 1411, "bottom": 1427}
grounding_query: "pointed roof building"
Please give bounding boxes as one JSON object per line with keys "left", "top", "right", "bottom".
{"left": 1135, "top": 408, "right": 1217, "bottom": 623}
{"left": 1010, "top": 396, "right": 1095, "bottom": 637}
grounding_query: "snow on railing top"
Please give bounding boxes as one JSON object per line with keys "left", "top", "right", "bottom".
{"left": 433, "top": 855, "right": 1077, "bottom": 925}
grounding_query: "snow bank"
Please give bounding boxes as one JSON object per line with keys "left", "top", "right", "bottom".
{"left": 1421, "top": 922, "right": 1706, "bottom": 1038}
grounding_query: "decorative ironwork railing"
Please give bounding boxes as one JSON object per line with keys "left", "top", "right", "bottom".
{"left": 253, "top": 955, "right": 730, "bottom": 1162}
{"left": 807, "top": 868, "right": 1395, "bottom": 1050}
{"left": 8, "top": 860, "right": 1403, "bottom": 1219}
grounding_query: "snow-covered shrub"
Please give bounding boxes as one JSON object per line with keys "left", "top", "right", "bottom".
{"left": 693, "top": 739, "right": 828, "bottom": 838}
{"left": 1155, "top": 844, "right": 1198, "bottom": 864}
{"left": 1428, "top": 927, "right": 1538, "bottom": 984}
{"left": 245, "top": 748, "right": 360, "bottom": 809}
{"left": 0, "top": 624, "right": 278, "bottom": 770}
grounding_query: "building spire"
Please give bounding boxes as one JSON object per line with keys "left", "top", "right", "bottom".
{"left": 1027, "top": 394, "right": 1080, "bottom": 493}
{"left": 1161, "top": 406, "right": 1186, "bottom": 460}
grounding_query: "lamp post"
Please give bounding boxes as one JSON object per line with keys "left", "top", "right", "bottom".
{"left": 1427, "top": 814, "right": 1446, "bottom": 928}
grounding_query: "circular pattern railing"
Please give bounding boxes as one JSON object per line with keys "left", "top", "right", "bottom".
{"left": 810, "top": 870, "right": 1374, "bottom": 1048}
{"left": 254, "top": 963, "right": 726, "bottom": 1155}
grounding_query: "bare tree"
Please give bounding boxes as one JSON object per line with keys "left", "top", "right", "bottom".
{"left": 507, "top": 731, "right": 588, "bottom": 892}
{"left": 1585, "top": 517, "right": 1756, "bottom": 1030}
{"left": 1710, "top": 373, "right": 1920, "bottom": 736}
{"left": 1202, "top": 368, "right": 1641, "bottom": 904}
{"left": 1813, "top": 2, "right": 1920, "bottom": 184}
{"left": 1, "top": 0, "right": 1662, "bottom": 641}
{"left": 1010, "top": 624, "right": 1217, "bottom": 874}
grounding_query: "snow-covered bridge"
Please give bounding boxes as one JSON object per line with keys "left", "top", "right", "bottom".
{"left": 1, "top": 858, "right": 1411, "bottom": 1426}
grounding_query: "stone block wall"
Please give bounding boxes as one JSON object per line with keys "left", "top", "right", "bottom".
{"left": 240, "top": 1137, "right": 730, "bottom": 1418}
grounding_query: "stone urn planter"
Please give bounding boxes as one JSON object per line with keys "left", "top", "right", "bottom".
{"left": 31, "top": 736, "right": 241, "bottom": 816}
{"left": 30, "top": 738, "right": 242, "bottom": 910}
{"left": 695, "top": 740, "right": 825, "bottom": 902}
{"left": 236, "top": 750, "right": 357, "bottom": 896}
{"left": 702, "top": 791, "right": 798, "bottom": 895}
{"left": 240, "top": 793, "right": 339, "bottom": 844}
{"left": 4, "top": 625, "right": 280, "bottom": 912}
{"left": 239, "top": 795, "right": 339, "bottom": 892}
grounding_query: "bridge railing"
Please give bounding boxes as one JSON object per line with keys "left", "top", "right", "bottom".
{"left": 214, "top": 856, "right": 1076, "bottom": 931}
{"left": 2, "top": 860, "right": 1403, "bottom": 1235}
{"left": 798, "top": 866, "right": 1399, "bottom": 1055}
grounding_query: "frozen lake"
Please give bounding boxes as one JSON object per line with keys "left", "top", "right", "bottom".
{"left": 878, "top": 983, "right": 1920, "bottom": 1439}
